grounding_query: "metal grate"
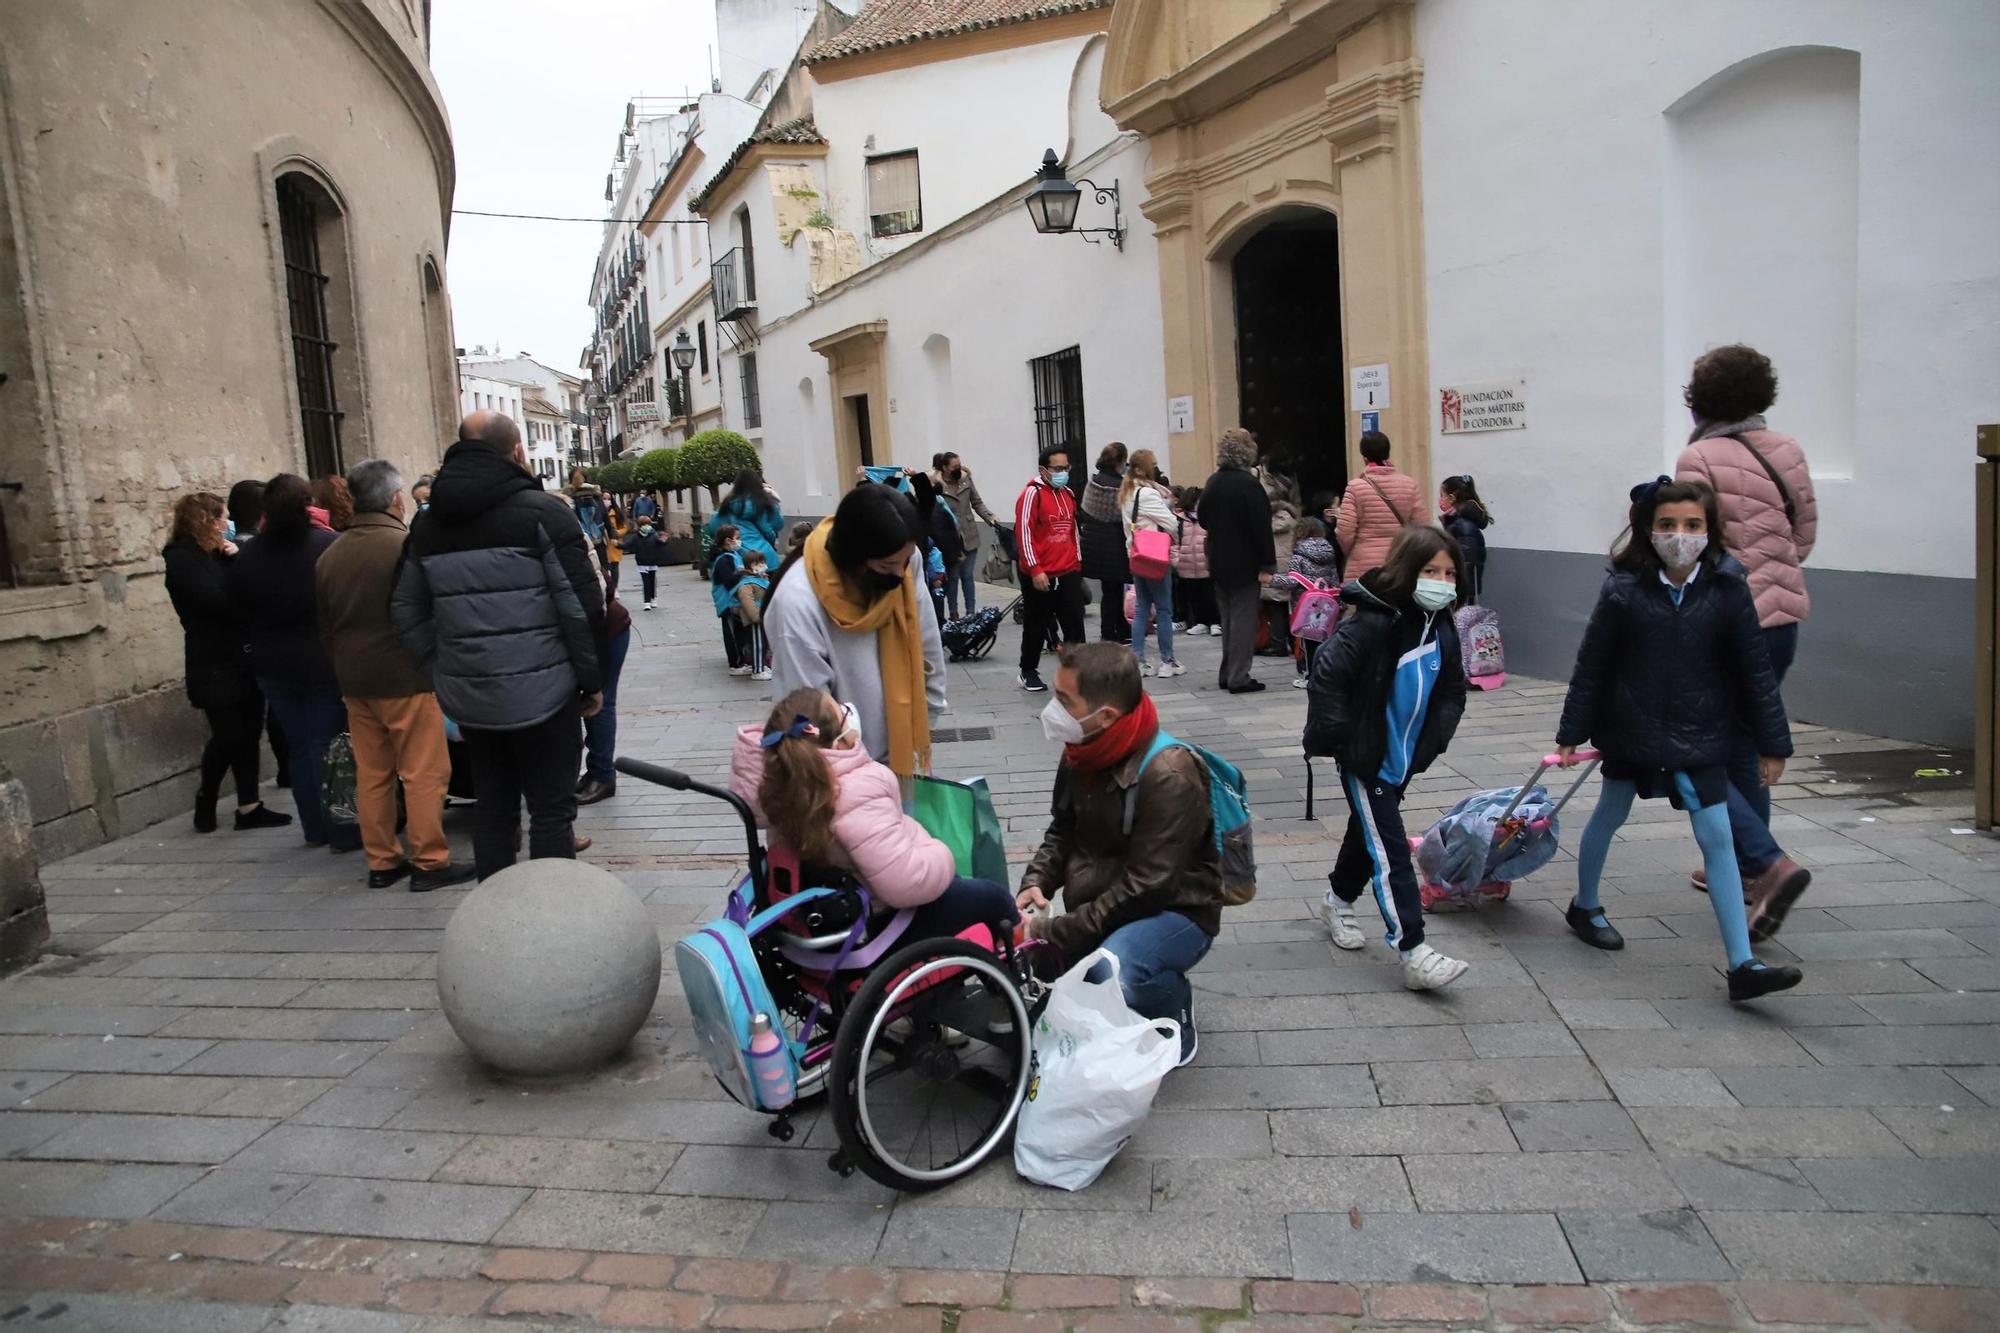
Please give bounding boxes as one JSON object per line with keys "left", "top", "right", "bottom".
{"left": 277, "top": 176, "right": 343, "bottom": 478}
{"left": 931, "top": 726, "right": 994, "bottom": 744}
{"left": 740, "top": 352, "right": 761, "bottom": 428}
{"left": 1028, "top": 346, "right": 1085, "bottom": 458}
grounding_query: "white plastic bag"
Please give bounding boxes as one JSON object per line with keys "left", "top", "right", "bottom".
{"left": 1014, "top": 950, "right": 1181, "bottom": 1190}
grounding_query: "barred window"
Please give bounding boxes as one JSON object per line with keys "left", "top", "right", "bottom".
{"left": 741, "top": 353, "right": 762, "bottom": 429}
{"left": 1028, "top": 346, "right": 1085, "bottom": 457}
{"left": 277, "top": 173, "right": 346, "bottom": 477}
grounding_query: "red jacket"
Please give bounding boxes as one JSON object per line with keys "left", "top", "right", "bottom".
{"left": 1015, "top": 478, "right": 1081, "bottom": 580}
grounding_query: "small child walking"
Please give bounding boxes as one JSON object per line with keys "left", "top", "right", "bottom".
{"left": 1303, "top": 525, "right": 1470, "bottom": 990}
{"left": 709, "top": 524, "right": 749, "bottom": 674}
{"left": 1554, "top": 477, "right": 1802, "bottom": 1002}
{"left": 733, "top": 550, "right": 773, "bottom": 681}
{"left": 620, "top": 514, "right": 668, "bottom": 610}
{"left": 1439, "top": 475, "right": 1492, "bottom": 603}
{"left": 1288, "top": 517, "right": 1341, "bottom": 688}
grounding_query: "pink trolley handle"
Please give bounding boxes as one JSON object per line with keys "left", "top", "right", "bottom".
{"left": 1492, "top": 749, "right": 1603, "bottom": 829}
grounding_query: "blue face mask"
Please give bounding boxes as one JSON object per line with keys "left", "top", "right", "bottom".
{"left": 224, "top": 519, "right": 237, "bottom": 542}
{"left": 1048, "top": 470, "right": 1070, "bottom": 488}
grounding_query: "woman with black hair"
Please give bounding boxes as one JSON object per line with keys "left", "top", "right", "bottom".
{"left": 708, "top": 468, "right": 787, "bottom": 568}
{"left": 909, "top": 472, "right": 964, "bottom": 628}
{"left": 1438, "top": 474, "right": 1491, "bottom": 603}
{"left": 1554, "top": 477, "right": 1801, "bottom": 1002}
{"left": 764, "top": 483, "right": 945, "bottom": 780}
{"left": 1303, "top": 524, "right": 1469, "bottom": 990}
{"left": 1078, "top": 442, "right": 1131, "bottom": 643}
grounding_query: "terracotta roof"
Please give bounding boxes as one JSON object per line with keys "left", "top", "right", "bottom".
{"left": 689, "top": 116, "right": 827, "bottom": 214}
{"left": 805, "top": 0, "right": 1110, "bottom": 64}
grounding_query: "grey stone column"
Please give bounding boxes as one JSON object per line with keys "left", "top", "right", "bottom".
{"left": 0, "top": 764, "right": 50, "bottom": 975}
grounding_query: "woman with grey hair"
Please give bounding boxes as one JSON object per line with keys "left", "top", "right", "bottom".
{"left": 1196, "top": 428, "right": 1277, "bottom": 693}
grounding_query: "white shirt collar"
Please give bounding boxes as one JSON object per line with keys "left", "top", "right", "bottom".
{"left": 1659, "top": 562, "right": 1701, "bottom": 591}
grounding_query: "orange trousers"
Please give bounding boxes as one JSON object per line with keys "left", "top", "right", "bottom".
{"left": 345, "top": 693, "right": 453, "bottom": 872}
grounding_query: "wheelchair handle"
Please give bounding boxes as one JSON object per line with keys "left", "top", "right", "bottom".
{"left": 615, "top": 757, "right": 692, "bottom": 790}
{"left": 615, "top": 755, "right": 769, "bottom": 898}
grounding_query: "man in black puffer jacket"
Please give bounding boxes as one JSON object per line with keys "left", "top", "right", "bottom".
{"left": 392, "top": 412, "right": 607, "bottom": 879}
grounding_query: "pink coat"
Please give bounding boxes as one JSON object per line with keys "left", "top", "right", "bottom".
{"left": 1336, "top": 463, "right": 1428, "bottom": 574}
{"left": 1172, "top": 514, "right": 1209, "bottom": 579}
{"left": 728, "top": 725, "right": 955, "bottom": 908}
{"left": 1675, "top": 428, "right": 1817, "bottom": 628}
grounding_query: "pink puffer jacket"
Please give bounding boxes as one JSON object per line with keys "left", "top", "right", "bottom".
{"left": 1336, "top": 463, "right": 1428, "bottom": 575}
{"left": 729, "top": 725, "right": 955, "bottom": 908}
{"left": 1675, "top": 429, "right": 1817, "bottom": 628}
{"left": 1172, "top": 515, "right": 1209, "bottom": 579}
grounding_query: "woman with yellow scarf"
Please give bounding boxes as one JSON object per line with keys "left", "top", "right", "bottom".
{"left": 763, "top": 483, "right": 945, "bottom": 780}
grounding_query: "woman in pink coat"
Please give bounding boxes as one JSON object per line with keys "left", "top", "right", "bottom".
{"left": 1674, "top": 343, "right": 1819, "bottom": 939}
{"left": 1336, "top": 431, "right": 1428, "bottom": 575}
{"left": 731, "top": 688, "right": 1019, "bottom": 938}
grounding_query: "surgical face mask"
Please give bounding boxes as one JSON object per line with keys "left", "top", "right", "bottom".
{"left": 1048, "top": 470, "right": 1070, "bottom": 489}
{"left": 639, "top": 524, "right": 654, "bottom": 536}
{"left": 863, "top": 568, "right": 904, "bottom": 596}
{"left": 1412, "top": 578, "right": 1457, "bottom": 612}
{"left": 836, "top": 702, "right": 862, "bottom": 746}
{"left": 947, "top": 467, "right": 963, "bottom": 482}
{"left": 1651, "top": 531, "right": 1707, "bottom": 572}
{"left": 224, "top": 519, "right": 237, "bottom": 542}
{"left": 1040, "top": 697, "right": 1087, "bottom": 745}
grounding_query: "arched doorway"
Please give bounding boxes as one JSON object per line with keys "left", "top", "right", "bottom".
{"left": 1231, "top": 211, "right": 1344, "bottom": 504}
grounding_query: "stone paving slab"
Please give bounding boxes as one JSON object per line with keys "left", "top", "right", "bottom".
{"left": 4, "top": 567, "right": 1999, "bottom": 1303}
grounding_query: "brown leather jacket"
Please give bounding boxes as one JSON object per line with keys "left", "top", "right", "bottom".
{"left": 316, "top": 510, "right": 429, "bottom": 699}
{"left": 1020, "top": 741, "right": 1223, "bottom": 959}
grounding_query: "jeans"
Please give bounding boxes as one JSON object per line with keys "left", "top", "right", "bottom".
{"left": 462, "top": 698, "right": 584, "bottom": 880}
{"left": 1130, "top": 572, "right": 1175, "bottom": 665}
{"left": 259, "top": 682, "right": 347, "bottom": 846}
{"left": 199, "top": 695, "right": 265, "bottom": 808}
{"left": 1329, "top": 770, "right": 1425, "bottom": 951}
{"left": 1018, "top": 571, "right": 1086, "bottom": 676}
{"left": 1088, "top": 910, "right": 1212, "bottom": 1059}
{"left": 904, "top": 876, "right": 1021, "bottom": 941}
{"left": 1215, "top": 579, "right": 1260, "bottom": 688}
{"left": 1576, "top": 773, "right": 1754, "bottom": 968}
{"left": 1725, "top": 622, "right": 1799, "bottom": 876}
{"left": 947, "top": 557, "right": 978, "bottom": 618}
{"left": 583, "top": 627, "right": 631, "bottom": 784}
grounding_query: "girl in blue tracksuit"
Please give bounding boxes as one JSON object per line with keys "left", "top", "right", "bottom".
{"left": 1303, "top": 525, "right": 1470, "bottom": 990}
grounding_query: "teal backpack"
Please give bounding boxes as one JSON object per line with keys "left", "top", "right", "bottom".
{"left": 1120, "top": 731, "right": 1257, "bottom": 905}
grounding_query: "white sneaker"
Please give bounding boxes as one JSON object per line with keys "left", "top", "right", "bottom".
{"left": 1186, "top": 624, "right": 1208, "bottom": 636}
{"left": 729, "top": 665, "right": 753, "bottom": 677}
{"left": 1401, "top": 944, "right": 1469, "bottom": 991}
{"left": 1157, "top": 661, "right": 1186, "bottom": 678}
{"left": 1291, "top": 676, "right": 1308, "bottom": 689}
{"left": 749, "top": 669, "right": 772, "bottom": 682}
{"left": 1172, "top": 622, "right": 1187, "bottom": 632}
{"left": 1325, "top": 901, "right": 1365, "bottom": 951}
{"left": 1138, "top": 660, "right": 1156, "bottom": 677}
{"left": 643, "top": 602, "right": 656, "bottom": 611}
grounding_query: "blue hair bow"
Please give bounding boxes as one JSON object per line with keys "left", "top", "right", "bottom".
{"left": 759, "top": 714, "right": 820, "bottom": 749}
{"left": 1629, "top": 474, "right": 1671, "bottom": 504}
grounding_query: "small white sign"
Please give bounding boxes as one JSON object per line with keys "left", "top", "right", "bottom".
{"left": 1166, "top": 395, "right": 1195, "bottom": 435}
{"left": 1350, "top": 363, "right": 1390, "bottom": 409}
{"left": 1439, "top": 379, "right": 1527, "bottom": 434}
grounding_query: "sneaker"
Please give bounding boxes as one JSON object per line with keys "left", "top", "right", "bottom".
{"left": 1172, "top": 622, "right": 1187, "bottom": 632}
{"left": 1290, "top": 675, "right": 1308, "bottom": 689}
{"left": 1191, "top": 624, "right": 1211, "bottom": 636}
{"left": 1401, "top": 944, "right": 1469, "bottom": 990}
{"left": 1157, "top": 661, "right": 1186, "bottom": 678}
{"left": 1565, "top": 901, "right": 1624, "bottom": 950}
{"left": 643, "top": 602, "right": 655, "bottom": 611}
{"left": 750, "top": 669, "right": 773, "bottom": 682}
{"left": 234, "top": 803, "right": 293, "bottom": 831}
{"left": 1176, "top": 1010, "right": 1199, "bottom": 1068}
{"left": 1747, "top": 857, "right": 1812, "bottom": 942}
{"left": 729, "top": 665, "right": 753, "bottom": 677}
{"left": 409, "top": 864, "right": 477, "bottom": 893}
{"left": 1691, "top": 866, "right": 1755, "bottom": 904}
{"left": 1727, "top": 959, "right": 1804, "bottom": 1002}
{"left": 1325, "top": 899, "right": 1365, "bottom": 951}
{"left": 1020, "top": 671, "right": 1048, "bottom": 693}
{"left": 1137, "top": 660, "right": 1156, "bottom": 677}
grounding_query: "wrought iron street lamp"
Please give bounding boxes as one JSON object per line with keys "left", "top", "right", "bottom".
{"left": 670, "top": 327, "right": 697, "bottom": 437}
{"left": 1024, "top": 149, "right": 1123, "bottom": 251}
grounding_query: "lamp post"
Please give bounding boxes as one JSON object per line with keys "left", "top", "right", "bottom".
{"left": 671, "top": 328, "right": 697, "bottom": 439}
{"left": 1024, "top": 149, "right": 1123, "bottom": 251}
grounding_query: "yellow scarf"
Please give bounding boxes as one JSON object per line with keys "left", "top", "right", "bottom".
{"left": 802, "top": 518, "right": 929, "bottom": 778}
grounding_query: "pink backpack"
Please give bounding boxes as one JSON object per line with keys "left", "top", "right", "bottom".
{"left": 1287, "top": 577, "right": 1341, "bottom": 642}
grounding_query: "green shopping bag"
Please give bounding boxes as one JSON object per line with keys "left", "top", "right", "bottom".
{"left": 910, "top": 775, "right": 1008, "bottom": 885}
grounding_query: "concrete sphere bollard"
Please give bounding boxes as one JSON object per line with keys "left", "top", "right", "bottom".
{"left": 437, "top": 859, "right": 661, "bottom": 1077}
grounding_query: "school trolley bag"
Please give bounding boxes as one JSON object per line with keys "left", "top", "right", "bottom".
{"left": 1415, "top": 750, "right": 1603, "bottom": 911}
{"left": 941, "top": 597, "right": 1017, "bottom": 661}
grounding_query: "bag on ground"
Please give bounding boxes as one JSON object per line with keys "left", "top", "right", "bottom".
{"left": 909, "top": 775, "right": 1008, "bottom": 885}
{"left": 1453, "top": 603, "right": 1507, "bottom": 688}
{"left": 1014, "top": 950, "right": 1181, "bottom": 1190}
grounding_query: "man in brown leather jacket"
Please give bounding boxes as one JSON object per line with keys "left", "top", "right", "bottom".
{"left": 1017, "top": 642, "right": 1222, "bottom": 1065}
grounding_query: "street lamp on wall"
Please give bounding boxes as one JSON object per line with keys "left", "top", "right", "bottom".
{"left": 1024, "top": 149, "right": 1123, "bottom": 251}
{"left": 671, "top": 327, "right": 697, "bottom": 437}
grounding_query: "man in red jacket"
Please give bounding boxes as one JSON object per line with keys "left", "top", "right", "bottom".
{"left": 1014, "top": 446, "right": 1085, "bottom": 693}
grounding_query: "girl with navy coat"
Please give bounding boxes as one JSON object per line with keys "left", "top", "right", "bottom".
{"left": 1554, "top": 477, "right": 1801, "bottom": 1002}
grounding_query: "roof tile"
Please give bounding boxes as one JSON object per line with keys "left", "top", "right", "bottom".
{"left": 805, "top": 0, "right": 1110, "bottom": 65}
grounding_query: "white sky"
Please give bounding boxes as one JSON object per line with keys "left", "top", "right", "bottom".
{"left": 431, "top": 0, "right": 720, "bottom": 377}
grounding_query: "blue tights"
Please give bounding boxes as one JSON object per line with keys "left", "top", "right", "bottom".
{"left": 1574, "top": 773, "right": 1753, "bottom": 968}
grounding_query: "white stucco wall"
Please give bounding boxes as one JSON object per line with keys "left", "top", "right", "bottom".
{"left": 458, "top": 374, "right": 525, "bottom": 443}
{"left": 1416, "top": 0, "right": 2000, "bottom": 579}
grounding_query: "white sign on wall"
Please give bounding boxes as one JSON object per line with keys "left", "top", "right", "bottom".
{"left": 1350, "top": 363, "right": 1390, "bottom": 409}
{"left": 1439, "top": 380, "right": 1527, "bottom": 433}
{"left": 1166, "top": 395, "right": 1195, "bottom": 435}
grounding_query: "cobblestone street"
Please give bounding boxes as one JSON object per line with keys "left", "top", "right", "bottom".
{"left": 3, "top": 568, "right": 1997, "bottom": 1331}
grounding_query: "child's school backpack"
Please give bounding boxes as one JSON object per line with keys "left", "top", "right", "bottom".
{"left": 1287, "top": 576, "right": 1342, "bottom": 642}
{"left": 1122, "top": 731, "right": 1257, "bottom": 905}
{"left": 1453, "top": 604, "right": 1507, "bottom": 689}
{"left": 676, "top": 879, "right": 848, "bottom": 1112}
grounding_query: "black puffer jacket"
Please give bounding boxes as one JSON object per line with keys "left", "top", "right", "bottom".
{"left": 1077, "top": 467, "right": 1129, "bottom": 583}
{"left": 163, "top": 537, "right": 256, "bottom": 709}
{"left": 1196, "top": 465, "right": 1276, "bottom": 586}
{"left": 1556, "top": 556, "right": 1790, "bottom": 771}
{"left": 391, "top": 442, "right": 606, "bottom": 729}
{"left": 1303, "top": 576, "right": 1467, "bottom": 779}
{"left": 1442, "top": 505, "right": 1489, "bottom": 599}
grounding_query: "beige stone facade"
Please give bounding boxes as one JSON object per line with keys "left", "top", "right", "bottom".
{"left": 1103, "top": 0, "right": 1429, "bottom": 499}
{"left": 0, "top": 0, "right": 456, "bottom": 859}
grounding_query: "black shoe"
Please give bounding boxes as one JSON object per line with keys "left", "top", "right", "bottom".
{"left": 1728, "top": 960, "right": 1804, "bottom": 1003}
{"left": 1020, "top": 671, "right": 1048, "bottom": 692}
{"left": 1566, "top": 901, "right": 1625, "bottom": 951}
{"left": 368, "top": 863, "right": 411, "bottom": 889}
{"left": 193, "top": 792, "right": 218, "bottom": 834}
{"left": 576, "top": 779, "right": 617, "bottom": 806}
{"left": 234, "top": 803, "right": 293, "bottom": 831}
{"left": 1176, "top": 1011, "right": 1199, "bottom": 1069}
{"left": 1228, "top": 680, "right": 1267, "bottom": 694}
{"left": 409, "top": 864, "right": 477, "bottom": 893}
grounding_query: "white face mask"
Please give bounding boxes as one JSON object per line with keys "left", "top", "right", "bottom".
{"left": 1651, "top": 531, "right": 1707, "bottom": 572}
{"left": 1040, "top": 696, "right": 1087, "bottom": 745}
{"left": 1413, "top": 578, "right": 1457, "bottom": 612}
{"left": 835, "top": 701, "right": 862, "bottom": 746}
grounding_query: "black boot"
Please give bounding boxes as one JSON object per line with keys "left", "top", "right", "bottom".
{"left": 193, "top": 791, "right": 218, "bottom": 834}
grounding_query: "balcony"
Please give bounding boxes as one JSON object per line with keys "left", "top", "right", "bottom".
{"left": 712, "top": 247, "right": 755, "bottom": 323}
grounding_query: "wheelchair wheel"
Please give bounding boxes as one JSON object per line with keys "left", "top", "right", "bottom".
{"left": 827, "top": 936, "right": 1032, "bottom": 1192}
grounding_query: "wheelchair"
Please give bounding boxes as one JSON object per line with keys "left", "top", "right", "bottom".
{"left": 615, "top": 756, "right": 1043, "bottom": 1192}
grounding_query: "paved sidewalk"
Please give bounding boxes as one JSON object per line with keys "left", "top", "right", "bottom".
{"left": 3, "top": 564, "right": 1998, "bottom": 1330}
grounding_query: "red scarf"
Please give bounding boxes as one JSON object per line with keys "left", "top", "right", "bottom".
{"left": 1064, "top": 693, "right": 1159, "bottom": 776}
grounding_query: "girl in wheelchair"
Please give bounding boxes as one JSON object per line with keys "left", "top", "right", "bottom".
{"left": 731, "top": 688, "right": 1020, "bottom": 941}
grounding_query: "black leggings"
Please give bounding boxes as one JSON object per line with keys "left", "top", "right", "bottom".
{"left": 201, "top": 697, "right": 264, "bottom": 808}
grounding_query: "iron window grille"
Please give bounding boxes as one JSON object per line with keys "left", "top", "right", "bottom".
{"left": 741, "top": 353, "right": 762, "bottom": 429}
{"left": 1028, "top": 346, "right": 1086, "bottom": 457}
{"left": 277, "top": 175, "right": 343, "bottom": 477}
